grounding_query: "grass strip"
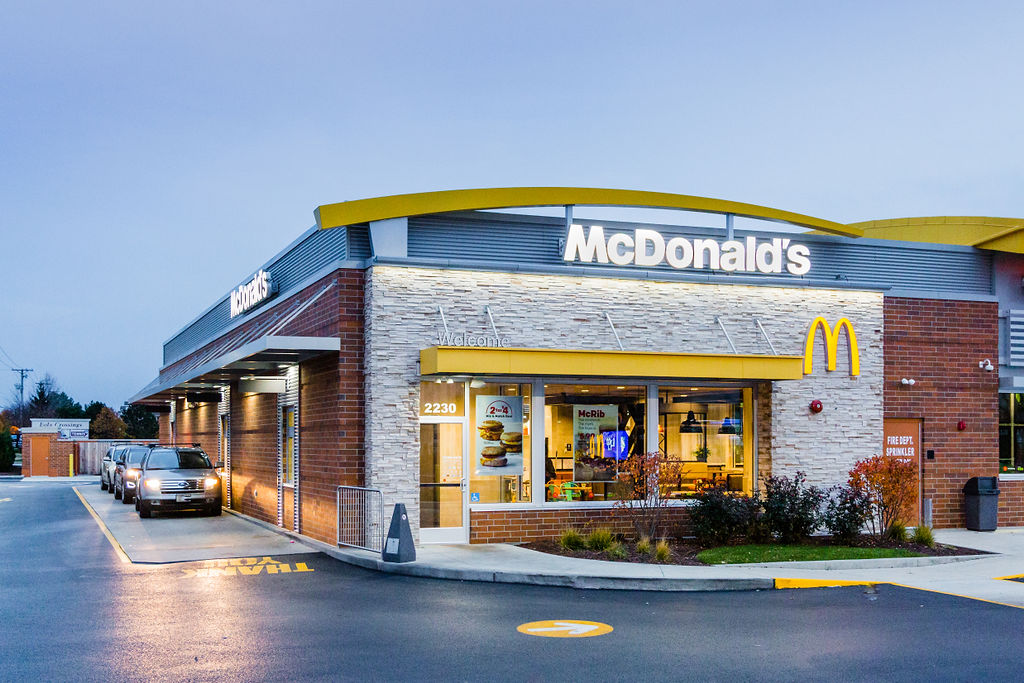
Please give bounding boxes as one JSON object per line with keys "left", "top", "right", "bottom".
{"left": 697, "top": 544, "right": 924, "bottom": 564}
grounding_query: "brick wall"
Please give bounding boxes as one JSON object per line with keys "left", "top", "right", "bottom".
{"left": 48, "top": 440, "right": 74, "bottom": 477}
{"left": 150, "top": 268, "right": 365, "bottom": 543}
{"left": 470, "top": 507, "right": 693, "bottom": 543}
{"left": 883, "top": 297, "right": 1000, "bottom": 527}
{"left": 230, "top": 390, "right": 280, "bottom": 526}
{"left": 173, "top": 400, "right": 219, "bottom": 455}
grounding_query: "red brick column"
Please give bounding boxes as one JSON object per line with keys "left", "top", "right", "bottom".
{"left": 884, "top": 298, "right": 1000, "bottom": 527}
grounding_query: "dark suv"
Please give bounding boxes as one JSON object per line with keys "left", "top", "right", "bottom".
{"left": 113, "top": 445, "right": 149, "bottom": 504}
{"left": 135, "top": 446, "right": 223, "bottom": 518}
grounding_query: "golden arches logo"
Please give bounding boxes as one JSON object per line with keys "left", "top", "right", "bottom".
{"left": 803, "top": 317, "right": 859, "bottom": 376}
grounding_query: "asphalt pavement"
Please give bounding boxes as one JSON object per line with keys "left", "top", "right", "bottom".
{"left": 3, "top": 478, "right": 1024, "bottom": 681}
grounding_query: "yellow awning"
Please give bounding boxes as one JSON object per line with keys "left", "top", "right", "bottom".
{"left": 420, "top": 346, "right": 804, "bottom": 381}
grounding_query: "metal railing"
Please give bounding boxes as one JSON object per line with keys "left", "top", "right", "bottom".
{"left": 337, "top": 485, "right": 384, "bottom": 552}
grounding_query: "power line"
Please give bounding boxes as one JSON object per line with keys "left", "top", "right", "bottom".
{"left": 11, "top": 368, "right": 32, "bottom": 426}
{"left": 0, "top": 343, "right": 15, "bottom": 369}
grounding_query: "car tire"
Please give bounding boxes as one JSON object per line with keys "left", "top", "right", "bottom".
{"left": 100, "top": 479, "right": 108, "bottom": 491}
{"left": 139, "top": 501, "right": 151, "bottom": 518}
{"left": 122, "top": 490, "right": 133, "bottom": 505}
{"left": 114, "top": 483, "right": 122, "bottom": 500}
{"left": 209, "top": 504, "right": 222, "bottom": 516}
{"left": 135, "top": 496, "right": 140, "bottom": 511}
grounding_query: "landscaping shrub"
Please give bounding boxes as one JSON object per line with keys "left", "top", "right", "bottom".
{"left": 606, "top": 542, "right": 628, "bottom": 560}
{"left": 885, "top": 522, "right": 908, "bottom": 543}
{"left": 912, "top": 524, "right": 936, "bottom": 548}
{"left": 761, "top": 472, "right": 824, "bottom": 543}
{"left": 822, "top": 485, "right": 872, "bottom": 543}
{"left": 636, "top": 536, "right": 652, "bottom": 555}
{"left": 0, "top": 430, "right": 14, "bottom": 473}
{"left": 612, "top": 451, "right": 685, "bottom": 539}
{"left": 849, "top": 456, "right": 919, "bottom": 535}
{"left": 585, "top": 528, "right": 616, "bottom": 552}
{"left": 654, "top": 539, "right": 671, "bottom": 562}
{"left": 690, "top": 482, "right": 764, "bottom": 546}
{"left": 559, "top": 528, "right": 585, "bottom": 551}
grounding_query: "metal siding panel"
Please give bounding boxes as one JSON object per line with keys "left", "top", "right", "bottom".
{"left": 408, "top": 214, "right": 993, "bottom": 294}
{"left": 163, "top": 228, "right": 349, "bottom": 365}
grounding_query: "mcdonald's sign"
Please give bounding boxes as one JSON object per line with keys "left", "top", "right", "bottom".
{"left": 803, "top": 317, "right": 859, "bottom": 376}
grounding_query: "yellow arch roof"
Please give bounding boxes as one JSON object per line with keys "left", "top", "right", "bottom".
{"left": 315, "top": 187, "right": 862, "bottom": 237}
{"left": 848, "top": 216, "right": 1024, "bottom": 253}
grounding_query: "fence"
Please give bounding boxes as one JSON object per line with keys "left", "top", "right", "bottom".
{"left": 75, "top": 440, "right": 152, "bottom": 475}
{"left": 337, "top": 486, "right": 384, "bottom": 552}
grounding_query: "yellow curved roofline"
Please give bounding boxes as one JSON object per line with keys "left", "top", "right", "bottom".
{"left": 847, "top": 216, "right": 1024, "bottom": 253}
{"left": 315, "top": 187, "right": 862, "bottom": 237}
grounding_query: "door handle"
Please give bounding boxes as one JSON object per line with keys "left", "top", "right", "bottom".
{"left": 460, "top": 478, "right": 467, "bottom": 491}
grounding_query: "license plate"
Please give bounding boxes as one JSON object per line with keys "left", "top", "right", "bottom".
{"left": 175, "top": 494, "right": 192, "bottom": 502}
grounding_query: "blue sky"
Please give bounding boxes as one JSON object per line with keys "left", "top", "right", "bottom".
{"left": 2, "top": 1, "right": 1023, "bottom": 407}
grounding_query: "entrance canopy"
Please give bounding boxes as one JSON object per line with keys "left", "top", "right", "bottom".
{"left": 130, "top": 336, "right": 340, "bottom": 405}
{"left": 420, "top": 346, "right": 804, "bottom": 381}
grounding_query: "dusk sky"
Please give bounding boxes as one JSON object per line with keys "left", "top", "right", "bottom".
{"left": 2, "top": 1, "right": 1023, "bottom": 408}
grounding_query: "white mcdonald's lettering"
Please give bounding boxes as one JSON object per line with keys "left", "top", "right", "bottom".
{"left": 562, "top": 224, "right": 811, "bottom": 275}
{"left": 803, "top": 316, "right": 859, "bottom": 376}
{"left": 229, "top": 270, "right": 275, "bottom": 318}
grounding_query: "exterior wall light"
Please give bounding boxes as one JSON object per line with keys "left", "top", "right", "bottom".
{"left": 900, "top": 378, "right": 916, "bottom": 385}
{"left": 979, "top": 359, "right": 994, "bottom": 372}
{"left": 809, "top": 400, "right": 823, "bottom": 414}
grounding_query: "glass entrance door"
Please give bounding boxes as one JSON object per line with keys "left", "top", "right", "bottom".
{"left": 419, "top": 422, "right": 467, "bottom": 543}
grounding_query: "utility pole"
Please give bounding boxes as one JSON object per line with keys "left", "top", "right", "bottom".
{"left": 11, "top": 368, "right": 32, "bottom": 426}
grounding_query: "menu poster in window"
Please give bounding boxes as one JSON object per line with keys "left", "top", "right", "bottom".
{"left": 572, "top": 404, "right": 619, "bottom": 482}
{"left": 474, "top": 395, "right": 524, "bottom": 476}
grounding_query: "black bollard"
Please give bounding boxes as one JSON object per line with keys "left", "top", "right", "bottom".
{"left": 382, "top": 503, "right": 416, "bottom": 563}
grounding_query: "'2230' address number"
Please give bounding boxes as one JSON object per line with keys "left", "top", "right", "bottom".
{"left": 423, "top": 402, "right": 458, "bottom": 415}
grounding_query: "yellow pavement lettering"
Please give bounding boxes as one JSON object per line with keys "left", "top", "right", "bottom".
{"left": 182, "top": 556, "right": 314, "bottom": 578}
{"left": 516, "top": 620, "right": 613, "bottom": 638}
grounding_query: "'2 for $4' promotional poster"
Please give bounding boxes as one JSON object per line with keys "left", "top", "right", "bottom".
{"left": 475, "top": 395, "right": 524, "bottom": 476}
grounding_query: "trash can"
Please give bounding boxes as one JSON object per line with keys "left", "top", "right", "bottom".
{"left": 962, "top": 476, "right": 1000, "bottom": 531}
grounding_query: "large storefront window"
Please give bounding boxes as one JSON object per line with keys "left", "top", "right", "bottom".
{"left": 998, "top": 393, "right": 1024, "bottom": 473}
{"left": 659, "top": 387, "right": 752, "bottom": 496}
{"left": 543, "top": 384, "right": 646, "bottom": 501}
{"left": 469, "top": 382, "right": 532, "bottom": 504}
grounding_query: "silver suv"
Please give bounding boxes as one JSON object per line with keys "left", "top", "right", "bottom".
{"left": 136, "top": 446, "right": 223, "bottom": 518}
{"left": 99, "top": 445, "right": 127, "bottom": 492}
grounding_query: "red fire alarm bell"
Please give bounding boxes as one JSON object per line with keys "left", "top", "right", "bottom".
{"left": 809, "top": 400, "right": 823, "bottom": 414}
{"left": 957, "top": 420, "right": 967, "bottom": 431}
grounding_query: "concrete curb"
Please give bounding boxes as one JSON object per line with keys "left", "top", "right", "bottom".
{"left": 219, "top": 508, "right": 991, "bottom": 593}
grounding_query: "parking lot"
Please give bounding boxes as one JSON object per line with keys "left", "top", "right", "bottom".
{"left": 75, "top": 481, "right": 314, "bottom": 563}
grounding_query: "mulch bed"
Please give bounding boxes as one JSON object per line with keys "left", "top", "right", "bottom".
{"left": 522, "top": 535, "right": 984, "bottom": 567}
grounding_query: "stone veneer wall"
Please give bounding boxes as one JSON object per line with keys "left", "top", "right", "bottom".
{"left": 365, "top": 266, "right": 884, "bottom": 541}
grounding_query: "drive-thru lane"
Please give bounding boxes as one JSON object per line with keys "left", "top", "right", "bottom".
{"left": 3, "top": 479, "right": 1024, "bottom": 682}
{"left": 75, "top": 481, "right": 310, "bottom": 563}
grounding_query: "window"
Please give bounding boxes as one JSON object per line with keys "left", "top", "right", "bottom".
{"left": 543, "top": 384, "right": 645, "bottom": 502}
{"left": 999, "top": 394, "right": 1024, "bottom": 473}
{"left": 469, "top": 382, "right": 532, "bottom": 504}
{"left": 659, "top": 387, "right": 752, "bottom": 496}
{"left": 282, "top": 406, "right": 295, "bottom": 485}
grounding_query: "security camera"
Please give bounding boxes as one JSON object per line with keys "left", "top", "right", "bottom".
{"left": 979, "top": 359, "right": 994, "bottom": 372}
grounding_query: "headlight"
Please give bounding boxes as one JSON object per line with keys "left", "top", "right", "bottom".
{"left": 144, "top": 479, "right": 161, "bottom": 491}
{"left": 204, "top": 477, "right": 219, "bottom": 490}
{"left": 126, "top": 468, "right": 140, "bottom": 480}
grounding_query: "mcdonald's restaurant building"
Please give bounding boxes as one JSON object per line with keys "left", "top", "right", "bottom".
{"left": 131, "top": 188, "right": 1024, "bottom": 546}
